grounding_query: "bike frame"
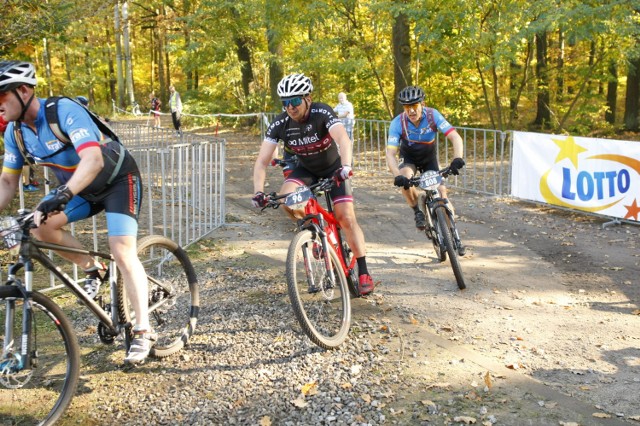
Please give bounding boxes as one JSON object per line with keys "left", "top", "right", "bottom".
{"left": 296, "top": 187, "right": 356, "bottom": 283}
{"left": 3, "top": 232, "right": 124, "bottom": 371}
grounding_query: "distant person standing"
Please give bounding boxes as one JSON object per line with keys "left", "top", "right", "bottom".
{"left": 334, "top": 92, "right": 355, "bottom": 140}
{"left": 169, "top": 85, "right": 182, "bottom": 136}
{"left": 149, "top": 91, "right": 161, "bottom": 128}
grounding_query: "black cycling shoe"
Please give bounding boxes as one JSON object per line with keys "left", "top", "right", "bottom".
{"left": 414, "top": 210, "right": 426, "bottom": 230}
{"left": 458, "top": 245, "right": 467, "bottom": 256}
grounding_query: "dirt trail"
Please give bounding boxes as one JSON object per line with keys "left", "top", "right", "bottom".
{"left": 220, "top": 128, "right": 640, "bottom": 425}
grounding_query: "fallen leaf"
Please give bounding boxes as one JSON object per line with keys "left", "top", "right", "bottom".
{"left": 592, "top": 412, "right": 611, "bottom": 418}
{"left": 259, "top": 416, "right": 272, "bottom": 426}
{"left": 341, "top": 382, "right": 352, "bottom": 389}
{"left": 483, "top": 371, "right": 493, "bottom": 389}
{"left": 559, "top": 422, "right": 579, "bottom": 426}
{"left": 361, "top": 393, "right": 371, "bottom": 403}
{"left": 291, "top": 396, "right": 308, "bottom": 408}
{"left": 632, "top": 310, "right": 640, "bottom": 315}
{"left": 453, "top": 416, "right": 477, "bottom": 424}
{"left": 301, "top": 381, "right": 317, "bottom": 395}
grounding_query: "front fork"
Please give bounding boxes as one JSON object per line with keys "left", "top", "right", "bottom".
{"left": 1, "top": 259, "right": 35, "bottom": 374}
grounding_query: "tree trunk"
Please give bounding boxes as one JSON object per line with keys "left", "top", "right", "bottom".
{"left": 556, "top": 28, "right": 564, "bottom": 101}
{"left": 42, "top": 37, "right": 53, "bottom": 97}
{"left": 114, "top": 1, "right": 125, "bottom": 109}
{"left": 533, "top": 31, "right": 551, "bottom": 128}
{"left": 235, "top": 36, "right": 254, "bottom": 101}
{"left": 392, "top": 11, "right": 411, "bottom": 116}
{"left": 605, "top": 61, "right": 617, "bottom": 124}
{"left": 266, "top": 1, "right": 284, "bottom": 110}
{"left": 122, "top": 1, "right": 135, "bottom": 106}
{"left": 624, "top": 56, "right": 640, "bottom": 131}
{"left": 105, "top": 27, "right": 116, "bottom": 105}
{"left": 84, "top": 35, "right": 94, "bottom": 104}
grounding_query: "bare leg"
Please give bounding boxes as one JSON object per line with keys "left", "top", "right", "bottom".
{"left": 333, "top": 202, "right": 366, "bottom": 258}
{"left": 109, "top": 235, "right": 150, "bottom": 331}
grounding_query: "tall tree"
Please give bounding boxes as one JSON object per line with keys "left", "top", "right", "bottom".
{"left": 392, "top": 10, "right": 411, "bottom": 117}
{"left": 533, "top": 31, "right": 551, "bottom": 128}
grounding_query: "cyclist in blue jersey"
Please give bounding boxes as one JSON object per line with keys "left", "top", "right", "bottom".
{"left": 252, "top": 73, "right": 375, "bottom": 295}
{"left": 386, "top": 86, "right": 466, "bottom": 241}
{"left": 0, "top": 61, "right": 155, "bottom": 364}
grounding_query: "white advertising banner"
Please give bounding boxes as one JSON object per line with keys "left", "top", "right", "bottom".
{"left": 511, "top": 131, "right": 640, "bottom": 222}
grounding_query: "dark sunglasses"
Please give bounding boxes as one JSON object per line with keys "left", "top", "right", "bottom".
{"left": 282, "top": 97, "right": 303, "bottom": 108}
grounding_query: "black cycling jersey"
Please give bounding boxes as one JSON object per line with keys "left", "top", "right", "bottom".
{"left": 265, "top": 102, "right": 343, "bottom": 177}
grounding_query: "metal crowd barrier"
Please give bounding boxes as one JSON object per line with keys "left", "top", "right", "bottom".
{"left": 260, "top": 113, "right": 510, "bottom": 197}
{"left": 11, "top": 123, "right": 225, "bottom": 289}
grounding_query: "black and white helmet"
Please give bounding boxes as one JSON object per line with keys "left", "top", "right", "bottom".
{"left": 398, "top": 85, "right": 425, "bottom": 105}
{"left": 277, "top": 73, "right": 313, "bottom": 98}
{"left": 0, "top": 61, "right": 37, "bottom": 92}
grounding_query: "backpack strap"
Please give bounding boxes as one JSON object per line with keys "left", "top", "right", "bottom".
{"left": 45, "top": 96, "right": 121, "bottom": 144}
{"left": 424, "top": 107, "right": 437, "bottom": 132}
{"left": 12, "top": 123, "right": 36, "bottom": 165}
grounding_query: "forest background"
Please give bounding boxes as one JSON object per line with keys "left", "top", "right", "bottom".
{"left": 2, "top": 0, "right": 640, "bottom": 139}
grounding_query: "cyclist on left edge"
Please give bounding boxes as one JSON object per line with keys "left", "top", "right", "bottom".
{"left": 252, "top": 73, "right": 375, "bottom": 296}
{"left": 0, "top": 60, "right": 155, "bottom": 364}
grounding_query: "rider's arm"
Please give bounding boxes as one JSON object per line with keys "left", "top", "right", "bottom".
{"left": 385, "top": 146, "right": 401, "bottom": 177}
{"left": 64, "top": 146, "right": 104, "bottom": 196}
{"left": 330, "top": 124, "right": 353, "bottom": 165}
{"left": 446, "top": 129, "right": 464, "bottom": 159}
{"left": 253, "top": 140, "right": 278, "bottom": 193}
{"left": 0, "top": 171, "right": 21, "bottom": 210}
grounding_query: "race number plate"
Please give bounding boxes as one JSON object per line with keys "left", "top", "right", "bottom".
{"left": 419, "top": 170, "right": 442, "bottom": 190}
{"left": 285, "top": 187, "right": 312, "bottom": 210}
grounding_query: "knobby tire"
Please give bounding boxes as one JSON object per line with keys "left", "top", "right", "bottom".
{"left": 435, "top": 207, "right": 466, "bottom": 290}
{"left": 0, "top": 287, "right": 80, "bottom": 426}
{"left": 118, "top": 235, "right": 199, "bottom": 357}
{"left": 286, "top": 230, "right": 351, "bottom": 349}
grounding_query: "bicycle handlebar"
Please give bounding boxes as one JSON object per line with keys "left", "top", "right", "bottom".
{"left": 408, "top": 167, "right": 452, "bottom": 187}
{"left": 261, "top": 177, "right": 337, "bottom": 210}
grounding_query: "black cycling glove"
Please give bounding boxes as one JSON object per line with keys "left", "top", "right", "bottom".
{"left": 36, "top": 185, "right": 74, "bottom": 215}
{"left": 252, "top": 191, "right": 268, "bottom": 208}
{"left": 449, "top": 158, "right": 466, "bottom": 175}
{"left": 393, "top": 175, "right": 410, "bottom": 190}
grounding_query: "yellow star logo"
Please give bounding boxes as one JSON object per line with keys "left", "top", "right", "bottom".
{"left": 552, "top": 135, "right": 588, "bottom": 168}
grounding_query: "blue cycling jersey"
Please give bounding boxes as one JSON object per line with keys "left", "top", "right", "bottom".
{"left": 387, "top": 107, "right": 454, "bottom": 149}
{"left": 2, "top": 98, "right": 105, "bottom": 182}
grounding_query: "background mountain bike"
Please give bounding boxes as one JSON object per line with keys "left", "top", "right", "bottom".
{"left": 263, "top": 168, "right": 360, "bottom": 349}
{"left": 409, "top": 167, "right": 466, "bottom": 290}
{"left": 0, "top": 210, "right": 199, "bottom": 426}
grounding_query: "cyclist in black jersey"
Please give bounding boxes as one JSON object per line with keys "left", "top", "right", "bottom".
{"left": 252, "top": 73, "right": 375, "bottom": 295}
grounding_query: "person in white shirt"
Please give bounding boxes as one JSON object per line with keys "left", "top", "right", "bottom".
{"left": 169, "top": 85, "right": 182, "bottom": 135}
{"left": 334, "top": 92, "right": 354, "bottom": 140}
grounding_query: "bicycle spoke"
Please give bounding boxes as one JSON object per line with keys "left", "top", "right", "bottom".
{"left": 286, "top": 231, "right": 350, "bottom": 349}
{"left": 0, "top": 288, "right": 79, "bottom": 426}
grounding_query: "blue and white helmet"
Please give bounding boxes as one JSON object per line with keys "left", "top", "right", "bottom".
{"left": 277, "top": 73, "right": 313, "bottom": 98}
{"left": 0, "top": 61, "right": 37, "bottom": 92}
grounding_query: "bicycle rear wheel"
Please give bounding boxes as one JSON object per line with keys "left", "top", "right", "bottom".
{"left": 286, "top": 230, "right": 351, "bottom": 349}
{"left": 435, "top": 207, "right": 466, "bottom": 290}
{"left": 118, "top": 235, "right": 199, "bottom": 358}
{"left": 0, "top": 287, "right": 80, "bottom": 426}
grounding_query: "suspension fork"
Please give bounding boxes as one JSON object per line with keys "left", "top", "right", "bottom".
{"left": 2, "top": 258, "right": 35, "bottom": 371}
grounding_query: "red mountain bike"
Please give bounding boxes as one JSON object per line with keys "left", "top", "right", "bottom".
{"left": 264, "top": 167, "right": 360, "bottom": 349}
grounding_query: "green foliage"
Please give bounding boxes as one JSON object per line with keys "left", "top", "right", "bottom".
{"left": 1, "top": 0, "right": 639, "bottom": 135}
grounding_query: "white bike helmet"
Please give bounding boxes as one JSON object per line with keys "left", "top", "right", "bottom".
{"left": 277, "top": 73, "right": 313, "bottom": 98}
{"left": 0, "top": 61, "right": 37, "bottom": 92}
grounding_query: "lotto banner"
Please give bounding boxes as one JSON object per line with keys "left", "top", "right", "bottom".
{"left": 511, "top": 131, "right": 640, "bottom": 222}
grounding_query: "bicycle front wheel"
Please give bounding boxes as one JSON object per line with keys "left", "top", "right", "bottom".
{"left": 286, "top": 230, "right": 351, "bottom": 349}
{"left": 118, "top": 235, "right": 199, "bottom": 358}
{"left": 435, "top": 207, "right": 466, "bottom": 290}
{"left": 0, "top": 287, "right": 80, "bottom": 426}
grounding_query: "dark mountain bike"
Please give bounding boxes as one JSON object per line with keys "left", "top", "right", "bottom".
{"left": 0, "top": 210, "right": 199, "bottom": 425}
{"left": 409, "top": 167, "right": 466, "bottom": 290}
{"left": 263, "top": 169, "right": 360, "bottom": 349}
